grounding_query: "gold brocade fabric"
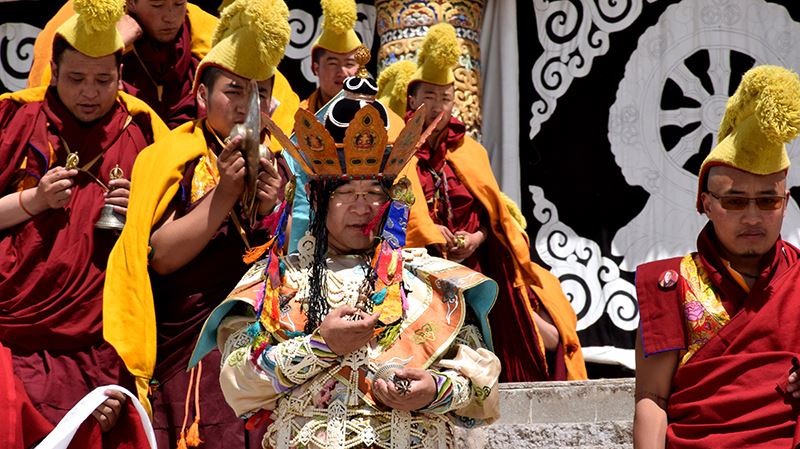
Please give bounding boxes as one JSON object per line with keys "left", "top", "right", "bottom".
{"left": 190, "top": 150, "right": 219, "bottom": 204}
{"left": 678, "top": 253, "right": 731, "bottom": 366}
{"left": 375, "top": 0, "right": 485, "bottom": 139}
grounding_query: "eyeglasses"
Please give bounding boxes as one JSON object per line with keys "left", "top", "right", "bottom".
{"left": 707, "top": 191, "right": 786, "bottom": 211}
{"left": 330, "top": 190, "right": 389, "bottom": 206}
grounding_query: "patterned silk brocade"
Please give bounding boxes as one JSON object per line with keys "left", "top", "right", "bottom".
{"left": 678, "top": 254, "right": 730, "bottom": 366}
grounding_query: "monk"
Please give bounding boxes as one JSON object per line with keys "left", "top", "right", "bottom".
{"left": 634, "top": 65, "right": 800, "bottom": 449}
{"left": 119, "top": 0, "right": 217, "bottom": 128}
{"left": 104, "top": 1, "right": 291, "bottom": 447}
{"left": 0, "top": 0, "right": 166, "bottom": 437}
{"left": 298, "top": 0, "right": 361, "bottom": 113}
{"left": 379, "top": 23, "right": 586, "bottom": 382}
{"left": 28, "top": 0, "right": 300, "bottom": 135}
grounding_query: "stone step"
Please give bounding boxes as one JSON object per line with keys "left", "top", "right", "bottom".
{"left": 455, "top": 378, "right": 635, "bottom": 449}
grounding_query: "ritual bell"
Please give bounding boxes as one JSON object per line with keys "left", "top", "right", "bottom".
{"left": 96, "top": 165, "right": 126, "bottom": 230}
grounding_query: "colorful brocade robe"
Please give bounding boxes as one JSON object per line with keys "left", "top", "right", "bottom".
{"left": 190, "top": 250, "right": 502, "bottom": 449}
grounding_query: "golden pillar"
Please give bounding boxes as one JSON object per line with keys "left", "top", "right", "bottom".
{"left": 375, "top": 0, "right": 485, "bottom": 139}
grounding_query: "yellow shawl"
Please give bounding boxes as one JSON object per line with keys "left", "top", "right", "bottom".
{"left": 103, "top": 121, "right": 207, "bottom": 415}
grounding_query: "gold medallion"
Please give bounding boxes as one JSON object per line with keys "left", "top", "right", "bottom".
{"left": 65, "top": 153, "right": 79, "bottom": 170}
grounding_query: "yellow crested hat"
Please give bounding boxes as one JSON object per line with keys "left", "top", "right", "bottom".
{"left": 377, "top": 59, "right": 417, "bottom": 116}
{"left": 55, "top": 0, "right": 125, "bottom": 58}
{"left": 408, "top": 23, "right": 460, "bottom": 90}
{"left": 195, "top": 0, "right": 290, "bottom": 90}
{"left": 312, "top": 0, "right": 362, "bottom": 56}
{"left": 696, "top": 65, "right": 800, "bottom": 212}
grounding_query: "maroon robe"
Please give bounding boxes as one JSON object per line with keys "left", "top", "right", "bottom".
{"left": 148, "top": 124, "right": 290, "bottom": 449}
{"left": 0, "top": 342, "right": 52, "bottom": 449}
{"left": 413, "top": 116, "right": 561, "bottom": 381}
{"left": 0, "top": 88, "right": 154, "bottom": 424}
{"left": 637, "top": 224, "right": 800, "bottom": 448}
{"left": 122, "top": 16, "right": 199, "bottom": 129}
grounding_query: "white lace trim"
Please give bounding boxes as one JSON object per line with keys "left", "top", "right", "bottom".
{"left": 265, "top": 407, "right": 455, "bottom": 449}
{"left": 274, "top": 336, "right": 331, "bottom": 385}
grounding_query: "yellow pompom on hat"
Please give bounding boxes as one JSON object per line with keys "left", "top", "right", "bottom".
{"left": 377, "top": 59, "right": 417, "bottom": 116}
{"left": 696, "top": 65, "right": 800, "bottom": 212}
{"left": 312, "top": 0, "right": 362, "bottom": 56}
{"left": 54, "top": 0, "right": 125, "bottom": 58}
{"left": 195, "top": 0, "right": 290, "bottom": 91}
{"left": 408, "top": 22, "right": 460, "bottom": 90}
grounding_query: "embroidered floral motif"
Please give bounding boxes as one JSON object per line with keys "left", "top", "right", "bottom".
{"left": 679, "top": 254, "right": 731, "bottom": 366}
{"left": 413, "top": 323, "right": 438, "bottom": 344}
{"left": 473, "top": 385, "right": 491, "bottom": 405}
{"left": 227, "top": 347, "right": 247, "bottom": 367}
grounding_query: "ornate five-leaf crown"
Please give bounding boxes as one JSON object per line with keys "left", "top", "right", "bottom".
{"left": 264, "top": 45, "right": 439, "bottom": 180}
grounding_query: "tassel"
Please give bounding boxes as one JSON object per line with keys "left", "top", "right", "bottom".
{"left": 363, "top": 200, "right": 391, "bottom": 236}
{"left": 186, "top": 361, "right": 203, "bottom": 447}
{"left": 186, "top": 416, "right": 202, "bottom": 447}
{"left": 176, "top": 431, "right": 188, "bottom": 449}
{"left": 176, "top": 367, "right": 195, "bottom": 449}
{"left": 377, "top": 321, "right": 403, "bottom": 347}
{"left": 243, "top": 241, "right": 271, "bottom": 264}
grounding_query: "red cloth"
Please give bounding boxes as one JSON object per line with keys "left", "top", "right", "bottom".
{"left": 412, "top": 115, "right": 557, "bottom": 381}
{"left": 122, "top": 16, "right": 199, "bottom": 129}
{"left": 0, "top": 89, "right": 151, "bottom": 423}
{"left": 0, "top": 343, "right": 53, "bottom": 449}
{"left": 637, "top": 225, "right": 800, "bottom": 448}
{"left": 67, "top": 400, "right": 151, "bottom": 449}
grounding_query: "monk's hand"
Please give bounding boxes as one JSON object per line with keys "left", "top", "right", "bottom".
{"left": 91, "top": 389, "right": 127, "bottom": 433}
{"left": 116, "top": 14, "right": 143, "bottom": 48}
{"left": 256, "top": 155, "right": 282, "bottom": 216}
{"left": 788, "top": 370, "right": 800, "bottom": 398}
{"left": 318, "top": 305, "right": 380, "bottom": 355}
{"left": 33, "top": 166, "right": 78, "bottom": 212}
{"left": 216, "top": 135, "right": 246, "bottom": 201}
{"left": 434, "top": 225, "right": 457, "bottom": 256}
{"left": 449, "top": 229, "right": 486, "bottom": 261}
{"left": 105, "top": 178, "right": 131, "bottom": 216}
{"left": 372, "top": 368, "right": 437, "bottom": 411}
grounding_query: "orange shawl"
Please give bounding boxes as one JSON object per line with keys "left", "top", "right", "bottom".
{"left": 401, "top": 135, "right": 587, "bottom": 379}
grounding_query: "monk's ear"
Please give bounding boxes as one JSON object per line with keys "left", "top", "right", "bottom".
{"left": 118, "top": 63, "right": 124, "bottom": 90}
{"left": 197, "top": 84, "right": 208, "bottom": 110}
{"left": 49, "top": 61, "right": 58, "bottom": 87}
{"left": 407, "top": 94, "right": 418, "bottom": 111}
{"left": 700, "top": 192, "right": 712, "bottom": 215}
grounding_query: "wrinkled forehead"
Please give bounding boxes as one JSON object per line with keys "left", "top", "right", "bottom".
{"left": 707, "top": 165, "right": 787, "bottom": 193}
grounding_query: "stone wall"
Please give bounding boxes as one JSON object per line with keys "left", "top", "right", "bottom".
{"left": 454, "top": 379, "right": 635, "bottom": 449}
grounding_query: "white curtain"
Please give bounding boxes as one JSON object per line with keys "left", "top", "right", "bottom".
{"left": 479, "top": 0, "right": 521, "bottom": 204}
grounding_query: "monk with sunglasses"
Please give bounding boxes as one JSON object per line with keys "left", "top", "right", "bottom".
{"left": 634, "top": 65, "right": 800, "bottom": 449}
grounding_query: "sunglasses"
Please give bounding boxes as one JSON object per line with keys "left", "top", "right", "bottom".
{"left": 707, "top": 191, "right": 786, "bottom": 211}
